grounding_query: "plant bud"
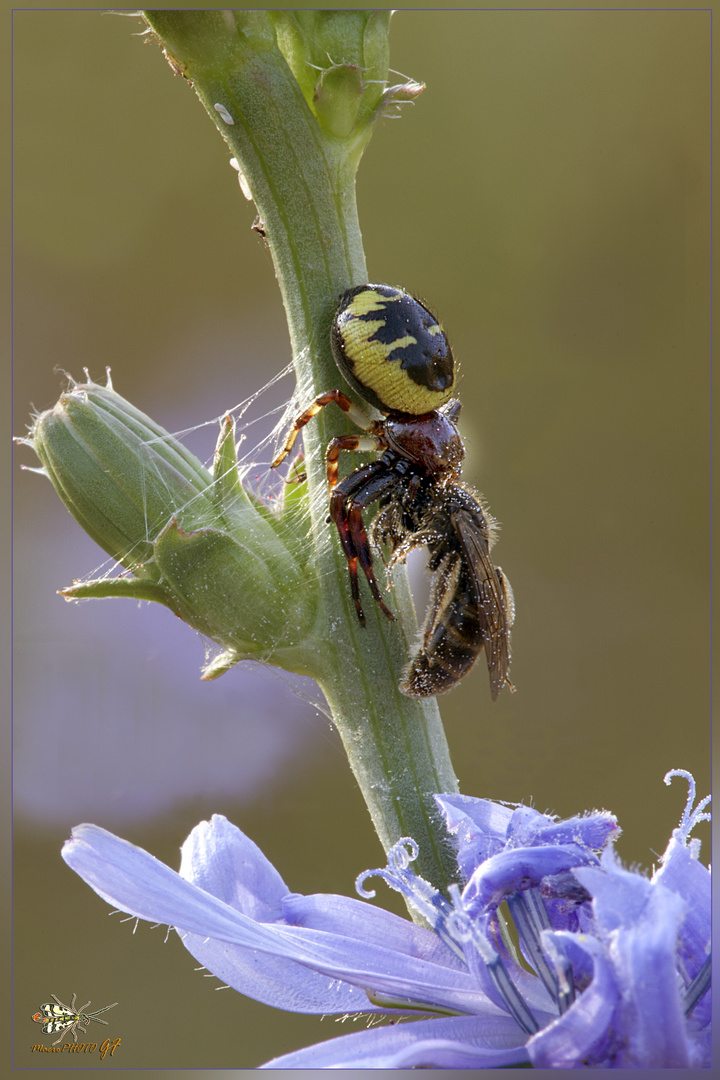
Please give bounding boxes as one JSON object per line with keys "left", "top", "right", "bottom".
{"left": 25, "top": 376, "right": 319, "bottom": 677}
{"left": 270, "top": 11, "right": 391, "bottom": 138}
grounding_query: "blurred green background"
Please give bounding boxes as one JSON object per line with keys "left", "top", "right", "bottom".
{"left": 12, "top": 7, "right": 710, "bottom": 1071}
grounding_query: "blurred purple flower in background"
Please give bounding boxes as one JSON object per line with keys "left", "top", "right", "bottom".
{"left": 14, "top": 502, "right": 327, "bottom": 827}
{"left": 62, "top": 770, "right": 710, "bottom": 1068}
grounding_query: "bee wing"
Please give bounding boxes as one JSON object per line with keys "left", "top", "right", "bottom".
{"left": 452, "top": 508, "right": 513, "bottom": 700}
{"left": 419, "top": 549, "right": 461, "bottom": 644}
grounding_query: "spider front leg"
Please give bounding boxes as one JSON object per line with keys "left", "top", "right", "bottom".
{"left": 329, "top": 461, "right": 400, "bottom": 624}
{"left": 325, "top": 432, "right": 388, "bottom": 490}
{"left": 272, "top": 388, "right": 396, "bottom": 622}
{"left": 271, "top": 389, "right": 375, "bottom": 469}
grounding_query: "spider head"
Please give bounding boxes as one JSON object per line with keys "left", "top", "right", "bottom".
{"left": 385, "top": 409, "right": 465, "bottom": 482}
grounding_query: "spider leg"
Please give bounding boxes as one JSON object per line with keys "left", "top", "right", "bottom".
{"left": 329, "top": 462, "right": 401, "bottom": 623}
{"left": 329, "top": 463, "right": 383, "bottom": 622}
{"left": 325, "top": 433, "right": 387, "bottom": 489}
{"left": 271, "top": 390, "right": 374, "bottom": 468}
{"left": 348, "top": 503, "right": 396, "bottom": 621}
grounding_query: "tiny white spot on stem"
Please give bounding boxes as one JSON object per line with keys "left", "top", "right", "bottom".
{"left": 214, "top": 102, "right": 234, "bottom": 125}
{"left": 229, "top": 156, "right": 252, "bottom": 199}
{"left": 237, "top": 170, "right": 253, "bottom": 201}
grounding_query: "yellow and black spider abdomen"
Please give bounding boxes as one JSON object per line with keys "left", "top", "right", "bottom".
{"left": 330, "top": 284, "right": 456, "bottom": 416}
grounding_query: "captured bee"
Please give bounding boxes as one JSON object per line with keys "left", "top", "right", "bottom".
{"left": 272, "top": 283, "right": 514, "bottom": 699}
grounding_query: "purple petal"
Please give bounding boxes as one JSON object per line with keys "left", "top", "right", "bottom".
{"left": 435, "top": 794, "right": 515, "bottom": 876}
{"left": 179, "top": 814, "right": 288, "bottom": 921}
{"left": 653, "top": 833, "right": 712, "bottom": 1008}
{"left": 260, "top": 1015, "right": 530, "bottom": 1069}
{"left": 613, "top": 887, "right": 690, "bottom": 1066}
{"left": 62, "top": 823, "right": 258, "bottom": 941}
{"left": 177, "top": 929, "right": 375, "bottom": 1014}
{"left": 178, "top": 820, "right": 381, "bottom": 1013}
{"left": 575, "top": 854, "right": 692, "bottom": 1067}
{"left": 509, "top": 808, "right": 619, "bottom": 851}
{"left": 63, "top": 824, "right": 362, "bottom": 1012}
{"left": 178, "top": 822, "right": 465, "bottom": 1014}
{"left": 463, "top": 845, "right": 596, "bottom": 913}
{"left": 573, "top": 850, "right": 652, "bottom": 933}
{"left": 282, "top": 893, "right": 463, "bottom": 970}
{"left": 62, "top": 824, "right": 490, "bottom": 1015}
{"left": 527, "top": 933, "right": 619, "bottom": 1068}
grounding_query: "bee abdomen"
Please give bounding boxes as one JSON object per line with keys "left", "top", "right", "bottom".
{"left": 401, "top": 576, "right": 484, "bottom": 697}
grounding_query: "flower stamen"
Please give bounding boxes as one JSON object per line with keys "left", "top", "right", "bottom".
{"left": 357, "top": 839, "right": 541, "bottom": 1035}
{"left": 507, "top": 887, "right": 575, "bottom": 1014}
{"left": 664, "top": 769, "right": 711, "bottom": 841}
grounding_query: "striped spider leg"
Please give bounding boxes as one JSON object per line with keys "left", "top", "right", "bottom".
{"left": 272, "top": 389, "right": 394, "bottom": 622}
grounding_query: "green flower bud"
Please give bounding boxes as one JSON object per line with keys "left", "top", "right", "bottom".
{"left": 270, "top": 10, "right": 391, "bottom": 139}
{"left": 29, "top": 374, "right": 215, "bottom": 573}
{"left": 25, "top": 375, "right": 319, "bottom": 678}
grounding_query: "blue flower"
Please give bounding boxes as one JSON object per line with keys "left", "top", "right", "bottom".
{"left": 61, "top": 771, "right": 710, "bottom": 1068}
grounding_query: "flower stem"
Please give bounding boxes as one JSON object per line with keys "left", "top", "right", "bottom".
{"left": 142, "top": 10, "right": 460, "bottom": 894}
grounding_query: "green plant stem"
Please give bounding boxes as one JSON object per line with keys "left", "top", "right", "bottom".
{"left": 142, "top": 11, "right": 460, "bottom": 894}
